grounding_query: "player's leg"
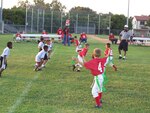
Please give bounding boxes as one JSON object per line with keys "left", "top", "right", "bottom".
{"left": 0, "top": 57, "right": 7, "bottom": 77}
{"left": 123, "top": 41, "right": 128, "bottom": 60}
{"left": 118, "top": 41, "right": 123, "bottom": 59}
{"left": 92, "top": 75, "right": 103, "bottom": 108}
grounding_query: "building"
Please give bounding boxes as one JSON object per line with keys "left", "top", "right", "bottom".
{"left": 132, "top": 16, "right": 150, "bottom": 29}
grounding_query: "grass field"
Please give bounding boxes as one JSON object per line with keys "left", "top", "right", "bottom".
{"left": 0, "top": 34, "right": 150, "bottom": 113}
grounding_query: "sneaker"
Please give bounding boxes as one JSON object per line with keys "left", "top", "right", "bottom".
{"left": 100, "top": 99, "right": 102, "bottom": 103}
{"left": 123, "top": 57, "right": 126, "bottom": 60}
{"left": 72, "top": 65, "right": 76, "bottom": 71}
{"left": 77, "top": 69, "right": 80, "bottom": 72}
{"left": 119, "top": 56, "right": 122, "bottom": 59}
{"left": 95, "top": 105, "right": 102, "bottom": 109}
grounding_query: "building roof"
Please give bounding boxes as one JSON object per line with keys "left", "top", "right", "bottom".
{"left": 134, "top": 16, "right": 150, "bottom": 21}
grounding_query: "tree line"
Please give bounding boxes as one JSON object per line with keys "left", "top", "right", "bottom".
{"left": 3, "top": 0, "right": 133, "bottom": 33}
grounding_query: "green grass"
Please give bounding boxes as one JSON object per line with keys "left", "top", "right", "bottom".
{"left": 96, "top": 34, "right": 119, "bottom": 39}
{"left": 0, "top": 35, "right": 150, "bottom": 113}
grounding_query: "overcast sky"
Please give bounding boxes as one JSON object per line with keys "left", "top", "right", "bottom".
{"left": 2, "top": 0, "right": 150, "bottom": 17}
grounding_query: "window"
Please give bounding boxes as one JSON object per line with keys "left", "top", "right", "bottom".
{"left": 140, "top": 21, "right": 145, "bottom": 25}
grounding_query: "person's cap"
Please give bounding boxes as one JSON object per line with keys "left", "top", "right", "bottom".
{"left": 124, "top": 25, "right": 128, "bottom": 28}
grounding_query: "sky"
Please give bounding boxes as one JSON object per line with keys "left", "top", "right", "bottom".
{"left": 2, "top": 0, "right": 150, "bottom": 17}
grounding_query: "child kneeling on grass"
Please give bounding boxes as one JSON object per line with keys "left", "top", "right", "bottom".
{"left": 73, "top": 48, "right": 107, "bottom": 108}
{"left": 34, "top": 45, "right": 48, "bottom": 71}
{"left": 0, "top": 42, "right": 13, "bottom": 77}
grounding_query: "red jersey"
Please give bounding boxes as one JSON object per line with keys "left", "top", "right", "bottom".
{"left": 57, "top": 29, "right": 63, "bottom": 35}
{"left": 16, "top": 33, "right": 21, "bottom": 37}
{"left": 109, "top": 34, "right": 115, "bottom": 39}
{"left": 81, "top": 34, "right": 87, "bottom": 39}
{"left": 84, "top": 57, "right": 107, "bottom": 76}
{"left": 79, "top": 48, "right": 88, "bottom": 57}
{"left": 42, "top": 31, "right": 48, "bottom": 34}
{"left": 104, "top": 48, "right": 113, "bottom": 57}
{"left": 75, "top": 39, "right": 79, "bottom": 46}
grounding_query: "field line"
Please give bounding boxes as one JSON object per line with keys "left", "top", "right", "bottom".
{"left": 7, "top": 48, "right": 56, "bottom": 113}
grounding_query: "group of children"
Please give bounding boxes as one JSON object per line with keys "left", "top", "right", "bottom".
{"left": 0, "top": 35, "right": 118, "bottom": 109}
{"left": 34, "top": 37, "right": 54, "bottom": 71}
{"left": 72, "top": 36, "right": 117, "bottom": 108}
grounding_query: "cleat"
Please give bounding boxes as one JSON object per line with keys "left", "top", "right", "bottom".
{"left": 122, "top": 58, "right": 126, "bottom": 60}
{"left": 72, "top": 65, "right": 76, "bottom": 71}
{"left": 119, "top": 56, "right": 122, "bottom": 59}
{"left": 95, "top": 105, "right": 102, "bottom": 109}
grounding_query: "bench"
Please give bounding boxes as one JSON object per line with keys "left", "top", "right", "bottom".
{"left": 14, "top": 34, "right": 62, "bottom": 42}
{"left": 132, "top": 37, "right": 150, "bottom": 45}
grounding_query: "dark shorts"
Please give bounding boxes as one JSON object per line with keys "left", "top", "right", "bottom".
{"left": 43, "top": 54, "right": 48, "bottom": 60}
{"left": 118, "top": 40, "right": 128, "bottom": 51}
{"left": 0, "top": 56, "right": 7, "bottom": 69}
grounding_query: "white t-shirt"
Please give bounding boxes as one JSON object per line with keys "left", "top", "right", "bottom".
{"left": 38, "top": 41, "right": 44, "bottom": 49}
{"left": 35, "top": 50, "right": 47, "bottom": 62}
{"left": 1, "top": 47, "right": 10, "bottom": 58}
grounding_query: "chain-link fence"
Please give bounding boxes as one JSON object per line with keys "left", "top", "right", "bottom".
{"left": 3, "top": 7, "right": 120, "bottom": 35}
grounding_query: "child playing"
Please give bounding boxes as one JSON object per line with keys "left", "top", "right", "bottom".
{"left": 41, "top": 38, "right": 54, "bottom": 68}
{"left": 73, "top": 43, "right": 89, "bottom": 72}
{"left": 74, "top": 48, "right": 107, "bottom": 108}
{"left": 38, "top": 37, "right": 45, "bottom": 51}
{"left": 104, "top": 43, "right": 117, "bottom": 71}
{"left": 0, "top": 42, "right": 13, "bottom": 77}
{"left": 74, "top": 36, "right": 82, "bottom": 52}
{"left": 34, "top": 45, "right": 48, "bottom": 71}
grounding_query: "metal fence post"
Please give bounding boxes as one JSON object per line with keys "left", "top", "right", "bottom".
{"left": 87, "top": 14, "right": 89, "bottom": 34}
{"left": 61, "top": 12, "right": 62, "bottom": 28}
{"left": 76, "top": 13, "right": 78, "bottom": 34}
{"left": 31, "top": 8, "right": 33, "bottom": 33}
{"left": 25, "top": 4, "right": 28, "bottom": 33}
{"left": 42, "top": 9, "right": 45, "bottom": 30}
{"left": 109, "top": 12, "right": 111, "bottom": 35}
{"left": 51, "top": 10, "right": 53, "bottom": 33}
{"left": 37, "top": 9, "right": 39, "bottom": 33}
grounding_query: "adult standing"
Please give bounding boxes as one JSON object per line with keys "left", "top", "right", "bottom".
{"left": 118, "top": 25, "right": 132, "bottom": 60}
{"left": 63, "top": 26, "right": 70, "bottom": 46}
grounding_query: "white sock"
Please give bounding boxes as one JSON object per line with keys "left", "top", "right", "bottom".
{"left": 123, "top": 56, "right": 126, "bottom": 58}
{"left": 119, "top": 55, "right": 122, "bottom": 57}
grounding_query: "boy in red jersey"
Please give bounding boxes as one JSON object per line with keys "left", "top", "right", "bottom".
{"left": 74, "top": 36, "right": 82, "bottom": 52}
{"left": 74, "top": 48, "right": 107, "bottom": 108}
{"left": 104, "top": 43, "right": 117, "bottom": 71}
{"left": 73, "top": 43, "right": 89, "bottom": 71}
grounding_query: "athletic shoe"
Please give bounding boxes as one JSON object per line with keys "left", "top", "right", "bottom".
{"left": 72, "top": 65, "right": 76, "bottom": 71}
{"left": 95, "top": 105, "right": 102, "bottom": 109}
{"left": 77, "top": 69, "right": 80, "bottom": 72}
{"left": 100, "top": 99, "right": 102, "bottom": 103}
{"left": 123, "top": 58, "right": 126, "bottom": 60}
{"left": 119, "top": 56, "right": 122, "bottom": 59}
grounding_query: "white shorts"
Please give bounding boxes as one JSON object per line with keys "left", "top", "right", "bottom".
{"left": 92, "top": 74, "right": 104, "bottom": 98}
{"left": 35, "top": 56, "right": 41, "bottom": 62}
{"left": 106, "top": 56, "right": 114, "bottom": 66}
{"left": 75, "top": 46, "right": 82, "bottom": 52}
{"left": 16, "top": 37, "right": 21, "bottom": 41}
{"left": 75, "top": 55, "right": 83, "bottom": 67}
{"left": 0, "top": 57, "right": 7, "bottom": 69}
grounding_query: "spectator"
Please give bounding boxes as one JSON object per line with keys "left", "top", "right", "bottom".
{"left": 109, "top": 33, "right": 118, "bottom": 44}
{"left": 57, "top": 27, "right": 63, "bottom": 41}
{"left": 80, "top": 32, "right": 87, "bottom": 43}
{"left": 63, "top": 26, "right": 70, "bottom": 46}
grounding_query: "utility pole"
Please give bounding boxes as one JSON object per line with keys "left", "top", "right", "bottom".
{"left": 127, "top": 0, "right": 130, "bottom": 26}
